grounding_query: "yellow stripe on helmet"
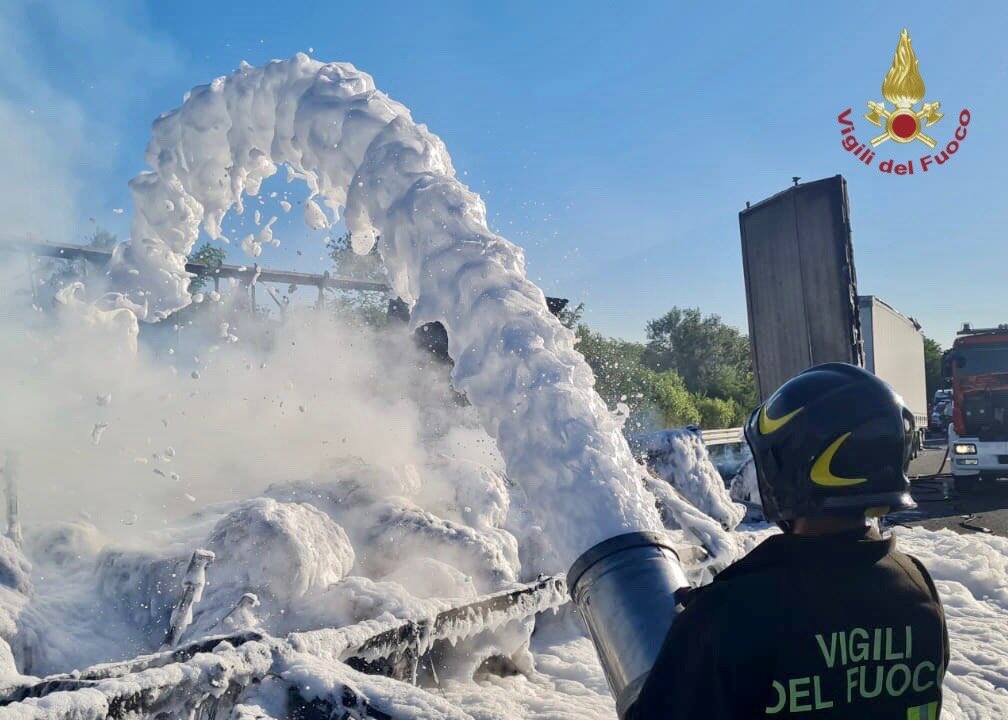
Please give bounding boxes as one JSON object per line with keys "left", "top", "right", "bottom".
{"left": 758, "top": 405, "right": 803, "bottom": 434}
{"left": 810, "top": 432, "right": 868, "bottom": 487}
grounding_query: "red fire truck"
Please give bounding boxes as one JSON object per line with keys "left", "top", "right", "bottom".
{"left": 945, "top": 324, "right": 1008, "bottom": 491}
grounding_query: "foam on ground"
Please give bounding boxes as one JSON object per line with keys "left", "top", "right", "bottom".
{"left": 0, "top": 53, "right": 1005, "bottom": 720}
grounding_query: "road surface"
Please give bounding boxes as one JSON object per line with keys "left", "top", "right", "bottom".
{"left": 889, "top": 434, "right": 1008, "bottom": 538}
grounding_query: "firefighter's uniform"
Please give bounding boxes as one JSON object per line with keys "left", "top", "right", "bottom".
{"left": 625, "top": 527, "right": 948, "bottom": 719}
{"left": 627, "top": 364, "right": 949, "bottom": 719}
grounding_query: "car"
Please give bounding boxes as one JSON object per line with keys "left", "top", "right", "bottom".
{"left": 933, "top": 388, "right": 952, "bottom": 405}
{"left": 930, "top": 400, "right": 953, "bottom": 432}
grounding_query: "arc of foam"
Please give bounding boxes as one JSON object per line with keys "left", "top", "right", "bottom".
{"left": 111, "top": 53, "right": 663, "bottom": 569}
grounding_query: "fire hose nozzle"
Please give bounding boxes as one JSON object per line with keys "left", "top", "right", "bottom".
{"left": 567, "top": 531, "right": 689, "bottom": 719}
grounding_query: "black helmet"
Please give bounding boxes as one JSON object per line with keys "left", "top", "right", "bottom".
{"left": 744, "top": 363, "right": 915, "bottom": 522}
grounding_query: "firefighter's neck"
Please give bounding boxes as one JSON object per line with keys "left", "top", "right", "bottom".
{"left": 789, "top": 515, "right": 869, "bottom": 536}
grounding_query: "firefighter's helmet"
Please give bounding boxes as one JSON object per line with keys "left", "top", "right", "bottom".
{"left": 744, "top": 363, "right": 916, "bottom": 522}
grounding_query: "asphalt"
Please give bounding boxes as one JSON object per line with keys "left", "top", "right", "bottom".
{"left": 886, "top": 434, "right": 1008, "bottom": 538}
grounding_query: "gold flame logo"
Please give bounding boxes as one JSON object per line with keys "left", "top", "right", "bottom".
{"left": 865, "top": 29, "right": 942, "bottom": 148}
{"left": 882, "top": 29, "right": 925, "bottom": 107}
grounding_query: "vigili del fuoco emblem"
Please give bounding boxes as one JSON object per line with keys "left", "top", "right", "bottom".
{"left": 836, "top": 28, "right": 971, "bottom": 175}
{"left": 864, "top": 29, "right": 942, "bottom": 148}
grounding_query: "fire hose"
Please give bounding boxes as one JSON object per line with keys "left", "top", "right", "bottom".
{"left": 899, "top": 443, "right": 994, "bottom": 534}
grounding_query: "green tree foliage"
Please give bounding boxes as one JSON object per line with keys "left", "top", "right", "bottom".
{"left": 571, "top": 305, "right": 757, "bottom": 430}
{"left": 575, "top": 326, "right": 700, "bottom": 431}
{"left": 649, "top": 371, "right": 702, "bottom": 428}
{"left": 574, "top": 326, "right": 649, "bottom": 403}
{"left": 326, "top": 232, "right": 384, "bottom": 281}
{"left": 923, "top": 335, "right": 945, "bottom": 399}
{"left": 644, "top": 306, "right": 758, "bottom": 417}
{"left": 556, "top": 301, "right": 585, "bottom": 330}
{"left": 695, "top": 396, "right": 740, "bottom": 429}
{"left": 187, "top": 242, "right": 227, "bottom": 294}
{"left": 325, "top": 232, "right": 388, "bottom": 326}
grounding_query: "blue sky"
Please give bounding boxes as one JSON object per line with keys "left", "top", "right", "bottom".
{"left": 4, "top": 1, "right": 1006, "bottom": 346}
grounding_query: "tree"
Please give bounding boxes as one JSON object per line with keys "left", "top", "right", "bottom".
{"left": 326, "top": 232, "right": 384, "bottom": 282}
{"left": 556, "top": 301, "right": 585, "bottom": 330}
{"left": 575, "top": 326, "right": 648, "bottom": 404}
{"left": 649, "top": 371, "right": 702, "bottom": 428}
{"left": 923, "top": 335, "right": 945, "bottom": 400}
{"left": 45, "top": 227, "right": 119, "bottom": 289}
{"left": 644, "top": 306, "right": 758, "bottom": 414}
{"left": 187, "top": 242, "right": 227, "bottom": 294}
{"left": 87, "top": 227, "right": 118, "bottom": 250}
{"left": 325, "top": 233, "right": 388, "bottom": 326}
{"left": 575, "top": 326, "right": 701, "bottom": 431}
{"left": 694, "top": 396, "right": 740, "bottom": 429}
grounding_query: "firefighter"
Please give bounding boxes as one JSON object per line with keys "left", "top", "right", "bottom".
{"left": 625, "top": 363, "right": 948, "bottom": 720}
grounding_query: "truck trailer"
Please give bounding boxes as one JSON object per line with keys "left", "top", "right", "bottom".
{"left": 858, "top": 296, "right": 927, "bottom": 452}
{"left": 739, "top": 175, "right": 862, "bottom": 401}
{"left": 739, "top": 177, "right": 927, "bottom": 451}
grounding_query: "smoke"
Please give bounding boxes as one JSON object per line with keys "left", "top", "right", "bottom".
{"left": 0, "top": 276, "right": 496, "bottom": 548}
{"left": 0, "top": 5, "right": 85, "bottom": 243}
{"left": 0, "top": 268, "right": 538, "bottom": 675}
{"left": 0, "top": 7, "right": 492, "bottom": 552}
{"left": 0, "top": 0, "right": 180, "bottom": 245}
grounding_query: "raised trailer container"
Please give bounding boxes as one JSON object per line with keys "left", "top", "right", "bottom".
{"left": 739, "top": 178, "right": 927, "bottom": 451}
{"left": 739, "top": 175, "right": 863, "bottom": 401}
{"left": 858, "top": 296, "right": 927, "bottom": 449}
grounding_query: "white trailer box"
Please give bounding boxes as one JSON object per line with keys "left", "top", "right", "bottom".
{"left": 858, "top": 296, "right": 927, "bottom": 442}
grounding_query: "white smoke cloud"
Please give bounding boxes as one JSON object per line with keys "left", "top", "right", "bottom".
{"left": 0, "top": 0, "right": 180, "bottom": 245}
{"left": 0, "top": 264, "right": 542, "bottom": 678}
{"left": 0, "top": 291, "right": 491, "bottom": 544}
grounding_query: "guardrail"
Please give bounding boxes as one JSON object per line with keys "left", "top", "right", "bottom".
{"left": 4, "top": 240, "right": 389, "bottom": 293}
{"left": 4, "top": 240, "right": 571, "bottom": 320}
{"left": 700, "top": 427, "right": 744, "bottom": 446}
{"left": 628, "top": 427, "right": 745, "bottom": 454}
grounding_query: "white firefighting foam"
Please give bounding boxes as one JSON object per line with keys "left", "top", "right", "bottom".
{"left": 0, "top": 54, "right": 1004, "bottom": 720}
{"left": 109, "top": 54, "right": 662, "bottom": 570}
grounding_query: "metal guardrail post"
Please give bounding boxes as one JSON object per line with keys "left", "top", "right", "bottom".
{"left": 3, "top": 451, "right": 22, "bottom": 549}
{"left": 316, "top": 271, "right": 329, "bottom": 311}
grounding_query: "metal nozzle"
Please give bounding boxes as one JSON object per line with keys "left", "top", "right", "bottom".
{"left": 567, "top": 532, "right": 689, "bottom": 718}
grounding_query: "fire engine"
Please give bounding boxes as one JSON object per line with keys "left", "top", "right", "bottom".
{"left": 945, "top": 324, "right": 1008, "bottom": 491}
